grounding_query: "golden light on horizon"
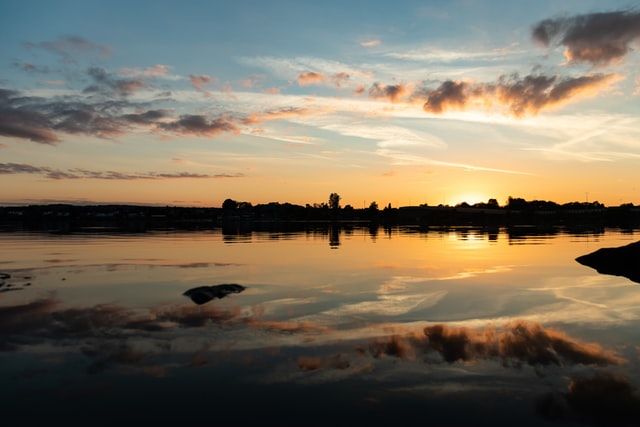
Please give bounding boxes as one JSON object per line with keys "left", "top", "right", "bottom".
{"left": 448, "top": 193, "right": 490, "bottom": 206}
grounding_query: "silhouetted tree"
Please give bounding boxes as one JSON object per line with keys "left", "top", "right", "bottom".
{"left": 328, "top": 193, "right": 341, "bottom": 210}
{"left": 487, "top": 198, "right": 499, "bottom": 209}
{"left": 222, "top": 199, "right": 238, "bottom": 210}
{"left": 507, "top": 196, "right": 526, "bottom": 210}
{"left": 369, "top": 201, "right": 379, "bottom": 212}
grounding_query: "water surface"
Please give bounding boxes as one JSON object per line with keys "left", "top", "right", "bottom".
{"left": 1, "top": 227, "right": 639, "bottom": 424}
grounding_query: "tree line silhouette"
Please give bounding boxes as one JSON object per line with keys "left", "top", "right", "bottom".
{"left": 1, "top": 193, "right": 638, "bottom": 232}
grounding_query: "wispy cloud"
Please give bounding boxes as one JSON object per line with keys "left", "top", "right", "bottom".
{"left": 0, "top": 162, "right": 244, "bottom": 180}
{"left": 375, "top": 148, "right": 534, "bottom": 175}
{"left": 320, "top": 122, "right": 446, "bottom": 149}
{"left": 83, "top": 67, "right": 146, "bottom": 97}
{"left": 189, "top": 74, "right": 214, "bottom": 92}
{"left": 360, "top": 38, "right": 382, "bottom": 48}
{"left": 14, "top": 62, "right": 51, "bottom": 74}
{"left": 118, "top": 64, "right": 181, "bottom": 80}
{"left": 237, "top": 56, "right": 373, "bottom": 83}
{"left": 24, "top": 35, "right": 111, "bottom": 62}
{"left": 386, "top": 44, "right": 524, "bottom": 63}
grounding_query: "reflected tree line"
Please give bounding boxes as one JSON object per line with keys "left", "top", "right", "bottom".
{"left": 219, "top": 223, "right": 633, "bottom": 248}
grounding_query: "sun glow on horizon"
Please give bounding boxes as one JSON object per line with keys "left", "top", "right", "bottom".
{"left": 449, "top": 193, "right": 490, "bottom": 206}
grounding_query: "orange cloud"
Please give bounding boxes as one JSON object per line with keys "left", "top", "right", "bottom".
{"left": 331, "top": 72, "right": 350, "bottom": 87}
{"left": 419, "top": 73, "right": 620, "bottom": 116}
{"left": 370, "top": 320, "right": 623, "bottom": 367}
{"left": 189, "top": 74, "right": 214, "bottom": 91}
{"left": 297, "top": 354, "right": 350, "bottom": 371}
{"left": 297, "top": 71, "right": 325, "bottom": 86}
{"left": 242, "top": 107, "right": 318, "bottom": 125}
{"left": 298, "top": 71, "right": 352, "bottom": 88}
{"left": 368, "top": 82, "right": 410, "bottom": 103}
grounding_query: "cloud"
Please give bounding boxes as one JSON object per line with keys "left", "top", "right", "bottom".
{"left": 0, "top": 88, "right": 175, "bottom": 143}
{"left": 158, "top": 114, "right": 239, "bottom": 137}
{"left": 374, "top": 149, "right": 532, "bottom": 175}
{"left": 532, "top": 10, "right": 640, "bottom": 66}
{"left": 189, "top": 74, "right": 214, "bottom": 92}
{"left": 242, "top": 106, "right": 317, "bottom": 125}
{"left": 0, "top": 88, "right": 329, "bottom": 144}
{"left": 240, "top": 75, "right": 264, "bottom": 88}
{"left": 360, "top": 39, "right": 382, "bottom": 48}
{"left": 118, "top": 64, "right": 179, "bottom": 80}
{"left": 297, "top": 71, "right": 325, "bottom": 86}
{"left": 24, "top": 35, "right": 111, "bottom": 62}
{"left": 0, "top": 162, "right": 244, "bottom": 180}
{"left": 368, "top": 82, "right": 410, "bottom": 102}
{"left": 0, "top": 297, "right": 244, "bottom": 350}
{"left": 419, "top": 72, "right": 620, "bottom": 116}
{"left": 297, "top": 71, "right": 352, "bottom": 88}
{"left": 84, "top": 67, "right": 146, "bottom": 97}
{"left": 81, "top": 341, "right": 150, "bottom": 374}
{"left": 419, "top": 80, "right": 471, "bottom": 113}
{"left": 0, "top": 89, "right": 60, "bottom": 143}
{"left": 14, "top": 62, "right": 51, "bottom": 74}
{"left": 370, "top": 334, "right": 417, "bottom": 359}
{"left": 386, "top": 45, "right": 524, "bottom": 62}
{"left": 238, "top": 56, "right": 373, "bottom": 83}
{"left": 247, "top": 320, "right": 330, "bottom": 334}
{"left": 331, "top": 72, "right": 350, "bottom": 88}
{"left": 370, "top": 321, "right": 623, "bottom": 367}
{"left": 297, "top": 354, "right": 350, "bottom": 371}
{"left": 120, "top": 109, "right": 171, "bottom": 124}
{"left": 424, "top": 321, "right": 622, "bottom": 366}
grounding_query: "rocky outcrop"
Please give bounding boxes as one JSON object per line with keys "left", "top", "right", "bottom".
{"left": 183, "top": 284, "right": 246, "bottom": 305}
{"left": 576, "top": 241, "right": 640, "bottom": 284}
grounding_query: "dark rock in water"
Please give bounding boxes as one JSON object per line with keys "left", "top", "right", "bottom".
{"left": 0, "top": 273, "right": 10, "bottom": 280}
{"left": 576, "top": 240, "right": 640, "bottom": 284}
{"left": 183, "top": 284, "right": 246, "bottom": 305}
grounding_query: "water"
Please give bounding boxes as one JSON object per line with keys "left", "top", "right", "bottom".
{"left": 1, "top": 227, "right": 639, "bottom": 424}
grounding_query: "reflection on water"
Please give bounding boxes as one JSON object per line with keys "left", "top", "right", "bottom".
{"left": 1, "top": 226, "right": 639, "bottom": 424}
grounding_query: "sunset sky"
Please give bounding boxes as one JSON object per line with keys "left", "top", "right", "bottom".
{"left": 1, "top": 0, "right": 640, "bottom": 207}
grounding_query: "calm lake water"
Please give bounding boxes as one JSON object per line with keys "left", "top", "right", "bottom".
{"left": 1, "top": 227, "right": 639, "bottom": 424}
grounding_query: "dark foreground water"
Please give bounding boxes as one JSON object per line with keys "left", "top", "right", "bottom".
{"left": 1, "top": 227, "right": 639, "bottom": 425}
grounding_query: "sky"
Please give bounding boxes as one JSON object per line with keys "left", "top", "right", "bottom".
{"left": 1, "top": 0, "right": 640, "bottom": 207}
